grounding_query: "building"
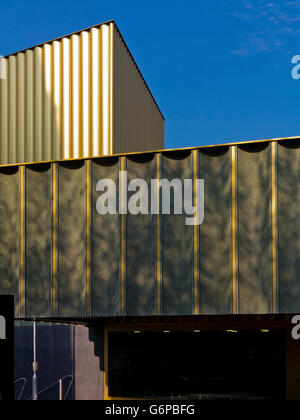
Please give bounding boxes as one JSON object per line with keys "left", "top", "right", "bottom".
{"left": 1, "top": 22, "right": 300, "bottom": 400}
{"left": 0, "top": 21, "right": 165, "bottom": 165}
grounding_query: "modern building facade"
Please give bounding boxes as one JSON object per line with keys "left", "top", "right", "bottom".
{"left": 0, "top": 22, "right": 300, "bottom": 400}
{"left": 0, "top": 21, "right": 164, "bottom": 165}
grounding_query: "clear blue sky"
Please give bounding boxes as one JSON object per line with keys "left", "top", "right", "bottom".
{"left": 1, "top": 0, "right": 300, "bottom": 149}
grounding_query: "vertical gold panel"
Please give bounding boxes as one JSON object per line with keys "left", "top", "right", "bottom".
{"left": 91, "top": 27, "right": 101, "bottom": 157}
{"left": 0, "top": 58, "right": 8, "bottom": 164}
{"left": 156, "top": 153, "right": 162, "bottom": 315}
{"left": 271, "top": 142, "right": 278, "bottom": 314}
{"left": 82, "top": 31, "right": 90, "bottom": 158}
{"left": 52, "top": 163, "right": 58, "bottom": 317}
{"left": 8, "top": 56, "right": 17, "bottom": 164}
{"left": 17, "top": 53, "right": 25, "bottom": 163}
{"left": 101, "top": 24, "right": 111, "bottom": 156}
{"left": 44, "top": 44, "right": 52, "bottom": 161}
{"left": 34, "top": 47, "right": 43, "bottom": 162}
{"left": 231, "top": 146, "right": 238, "bottom": 315}
{"left": 53, "top": 41, "right": 61, "bottom": 161}
{"left": 71, "top": 34, "right": 81, "bottom": 159}
{"left": 62, "top": 38, "right": 71, "bottom": 159}
{"left": 25, "top": 50, "right": 34, "bottom": 162}
{"left": 109, "top": 23, "right": 114, "bottom": 156}
{"left": 20, "top": 166, "right": 25, "bottom": 318}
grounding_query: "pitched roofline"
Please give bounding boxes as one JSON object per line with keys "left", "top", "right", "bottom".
{"left": 3, "top": 20, "right": 165, "bottom": 120}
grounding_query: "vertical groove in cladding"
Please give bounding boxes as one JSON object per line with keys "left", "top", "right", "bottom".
{"left": 91, "top": 158, "right": 121, "bottom": 316}
{"left": 199, "top": 147, "right": 232, "bottom": 315}
{"left": 17, "top": 53, "right": 25, "bottom": 164}
{"left": 0, "top": 59, "right": 8, "bottom": 163}
{"left": 161, "top": 152, "right": 194, "bottom": 316}
{"left": 126, "top": 155, "right": 156, "bottom": 316}
{"left": 25, "top": 165, "right": 52, "bottom": 317}
{"left": 58, "top": 161, "right": 87, "bottom": 317}
{"left": 278, "top": 141, "right": 300, "bottom": 313}
{"left": 9, "top": 56, "right": 17, "bottom": 164}
{"left": 0, "top": 167, "right": 20, "bottom": 316}
{"left": 238, "top": 143, "right": 272, "bottom": 314}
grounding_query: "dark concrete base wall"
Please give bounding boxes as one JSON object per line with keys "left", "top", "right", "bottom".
{"left": 14, "top": 324, "right": 104, "bottom": 400}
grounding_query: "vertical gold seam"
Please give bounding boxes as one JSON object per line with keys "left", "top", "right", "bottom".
{"left": 60, "top": 40, "right": 64, "bottom": 161}
{"left": 41, "top": 47, "right": 45, "bottom": 161}
{"left": 50, "top": 43, "right": 54, "bottom": 160}
{"left": 88, "top": 30, "right": 92, "bottom": 158}
{"left": 110, "top": 23, "right": 114, "bottom": 155}
{"left": 120, "top": 157, "right": 126, "bottom": 316}
{"left": 52, "top": 163, "right": 57, "bottom": 317}
{"left": 78, "top": 35, "right": 83, "bottom": 158}
{"left": 232, "top": 146, "right": 238, "bottom": 315}
{"left": 272, "top": 141, "right": 278, "bottom": 314}
{"left": 104, "top": 326, "right": 109, "bottom": 400}
{"left": 69, "top": 38, "right": 73, "bottom": 160}
{"left": 20, "top": 165, "right": 25, "bottom": 318}
{"left": 156, "top": 153, "right": 161, "bottom": 316}
{"left": 86, "top": 160, "right": 91, "bottom": 316}
{"left": 193, "top": 150, "right": 199, "bottom": 315}
{"left": 99, "top": 28, "right": 103, "bottom": 156}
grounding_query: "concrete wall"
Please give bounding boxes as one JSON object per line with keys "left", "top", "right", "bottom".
{"left": 14, "top": 324, "right": 104, "bottom": 400}
{"left": 74, "top": 326, "right": 104, "bottom": 400}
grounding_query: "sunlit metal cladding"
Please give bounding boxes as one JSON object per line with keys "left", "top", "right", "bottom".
{"left": 0, "top": 137, "right": 299, "bottom": 319}
{"left": 0, "top": 21, "right": 165, "bottom": 166}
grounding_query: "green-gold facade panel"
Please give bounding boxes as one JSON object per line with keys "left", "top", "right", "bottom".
{"left": 126, "top": 155, "right": 157, "bottom": 316}
{"left": 0, "top": 167, "right": 20, "bottom": 317}
{"left": 25, "top": 164, "right": 52, "bottom": 317}
{"left": 58, "top": 161, "right": 87, "bottom": 317}
{"left": 238, "top": 143, "right": 272, "bottom": 314}
{"left": 161, "top": 151, "right": 194, "bottom": 316}
{"left": 199, "top": 147, "right": 232, "bottom": 315}
{"left": 0, "top": 139, "right": 299, "bottom": 319}
{"left": 278, "top": 141, "right": 300, "bottom": 313}
{"left": 92, "top": 158, "right": 121, "bottom": 317}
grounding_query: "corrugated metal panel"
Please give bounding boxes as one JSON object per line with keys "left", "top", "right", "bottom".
{"left": 0, "top": 22, "right": 164, "bottom": 166}
{"left": 113, "top": 27, "right": 165, "bottom": 154}
{"left": 0, "top": 138, "right": 299, "bottom": 319}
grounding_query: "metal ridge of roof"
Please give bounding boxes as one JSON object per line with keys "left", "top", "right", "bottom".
{"left": 2, "top": 20, "right": 165, "bottom": 120}
{"left": 0, "top": 136, "right": 299, "bottom": 169}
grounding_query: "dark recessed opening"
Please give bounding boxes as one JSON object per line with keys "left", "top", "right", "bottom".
{"left": 108, "top": 330, "right": 285, "bottom": 400}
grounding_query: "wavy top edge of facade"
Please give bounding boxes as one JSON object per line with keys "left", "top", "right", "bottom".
{"left": 0, "top": 135, "right": 299, "bottom": 169}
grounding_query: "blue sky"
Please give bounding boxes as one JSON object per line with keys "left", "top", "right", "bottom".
{"left": 1, "top": 0, "right": 300, "bottom": 149}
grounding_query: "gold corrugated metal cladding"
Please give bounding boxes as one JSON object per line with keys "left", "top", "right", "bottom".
{"left": 0, "top": 21, "right": 165, "bottom": 165}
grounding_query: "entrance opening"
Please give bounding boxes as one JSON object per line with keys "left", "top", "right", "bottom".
{"left": 108, "top": 330, "right": 285, "bottom": 400}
